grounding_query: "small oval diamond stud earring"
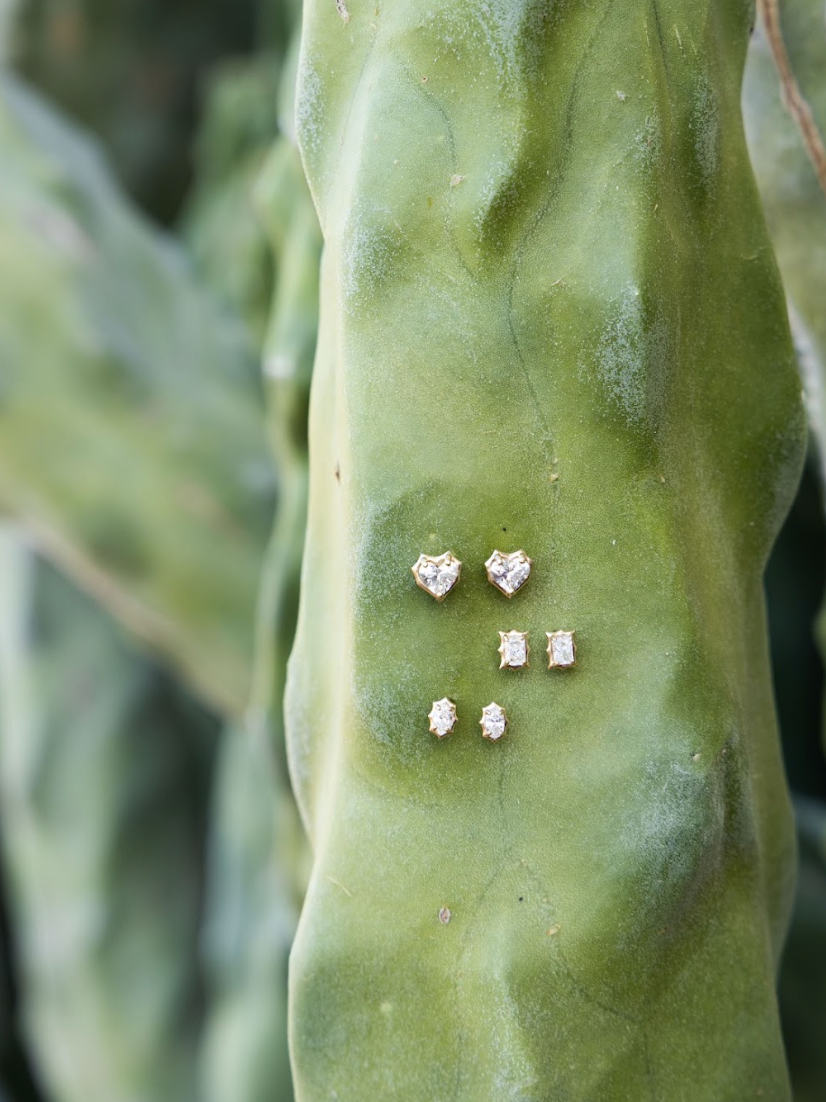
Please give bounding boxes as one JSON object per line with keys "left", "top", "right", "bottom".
{"left": 546, "top": 630, "right": 576, "bottom": 669}
{"left": 498, "top": 630, "right": 529, "bottom": 669}
{"left": 480, "top": 702, "right": 508, "bottom": 742}
{"left": 411, "top": 552, "right": 462, "bottom": 600}
{"left": 485, "top": 550, "right": 532, "bottom": 597}
{"left": 428, "top": 698, "right": 457, "bottom": 738}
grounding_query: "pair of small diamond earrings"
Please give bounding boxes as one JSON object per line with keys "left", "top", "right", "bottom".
{"left": 411, "top": 549, "right": 531, "bottom": 599}
{"left": 498, "top": 630, "right": 576, "bottom": 670}
{"left": 428, "top": 699, "right": 507, "bottom": 743}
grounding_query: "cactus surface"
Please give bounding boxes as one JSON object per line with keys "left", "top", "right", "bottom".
{"left": 287, "top": 1, "right": 806, "bottom": 1097}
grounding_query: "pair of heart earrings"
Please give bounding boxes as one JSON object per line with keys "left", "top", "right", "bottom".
{"left": 411, "top": 549, "right": 530, "bottom": 599}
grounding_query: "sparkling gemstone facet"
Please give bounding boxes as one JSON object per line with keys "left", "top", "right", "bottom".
{"left": 428, "top": 697, "right": 457, "bottom": 738}
{"left": 498, "top": 630, "right": 529, "bottom": 669}
{"left": 485, "top": 549, "right": 532, "bottom": 597}
{"left": 546, "top": 630, "right": 576, "bottom": 669}
{"left": 480, "top": 702, "right": 507, "bottom": 742}
{"left": 412, "top": 552, "right": 462, "bottom": 600}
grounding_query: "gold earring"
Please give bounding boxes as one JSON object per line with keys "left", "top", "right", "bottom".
{"left": 479, "top": 702, "right": 508, "bottom": 742}
{"left": 485, "top": 549, "right": 532, "bottom": 597}
{"left": 498, "top": 630, "right": 529, "bottom": 669}
{"left": 412, "top": 552, "right": 462, "bottom": 600}
{"left": 546, "top": 631, "right": 576, "bottom": 669}
{"left": 428, "top": 698, "right": 457, "bottom": 738}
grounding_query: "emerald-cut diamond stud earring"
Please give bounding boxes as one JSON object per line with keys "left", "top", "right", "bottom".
{"left": 546, "top": 630, "right": 576, "bottom": 669}
{"left": 485, "top": 549, "right": 532, "bottom": 597}
{"left": 411, "top": 552, "right": 462, "bottom": 600}
{"left": 480, "top": 702, "right": 508, "bottom": 742}
{"left": 498, "top": 630, "right": 529, "bottom": 669}
{"left": 428, "top": 698, "right": 457, "bottom": 739}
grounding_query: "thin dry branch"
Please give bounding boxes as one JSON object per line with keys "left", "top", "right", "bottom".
{"left": 757, "top": 0, "right": 826, "bottom": 200}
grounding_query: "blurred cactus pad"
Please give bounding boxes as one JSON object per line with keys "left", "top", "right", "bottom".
{"left": 0, "top": 73, "right": 275, "bottom": 715}
{"left": 286, "top": 0, "right": 807, "bottom": 1098}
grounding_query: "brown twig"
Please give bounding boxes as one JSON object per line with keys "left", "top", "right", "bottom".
{"left": 757, "top": 0, "right": 826, "bottom": 200}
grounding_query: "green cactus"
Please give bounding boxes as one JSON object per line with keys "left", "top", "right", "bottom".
{"left": 180, "top": 54, "right": 282, "bottom": 346}
{"left": 286, "top": 2, "right": 806, "bottom": 1097}
{"left": 743, "top": 4, "right": 826, "bottom": 1098}
{"left": 197, "top": 40, "right": 320, "bottom": 1102}
{"left": 0, "top": 531, "right": 216, "bottom": 1102}
{"left": 0, "top": 72, "right": 274, "bottom": 716}
{"left": 743, "top": 0, "right": 826, "bottom": 466}
{"left": 197, "top": 721, "right": 296, "bottom": 1102}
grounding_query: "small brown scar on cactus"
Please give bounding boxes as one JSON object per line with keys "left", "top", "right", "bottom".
{"left": 334, "top": 462, "right": 341, "bottom": 483}
{"left": 336, "top": 0, "right": 350, "bottom": 23}
{"left": 438, "top": 907, "right": 451, "bottom": 925}
{"left": 547, "top": 924, "right": 561, "bottom": 937}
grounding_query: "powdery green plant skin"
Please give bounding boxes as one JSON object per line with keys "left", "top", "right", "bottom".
{"left": 286, "top": 1, "right": 807, "bottom": 1098}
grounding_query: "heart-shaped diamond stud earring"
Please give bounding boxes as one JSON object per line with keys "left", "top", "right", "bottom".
{"left": 485, "top": 549, "right": 532, "bottom": 597}
{"left": 411, "top": 552, "right": 462, "bottom": 600}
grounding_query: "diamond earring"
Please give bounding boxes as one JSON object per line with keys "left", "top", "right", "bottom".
{"left": 498, "top": 630, "right": 529, "bottom": 669}
{"left": 485, "top": 549, "right": 532, "bottom": 597}
{"left": 479, "top": 702, "right": 508, "bottom": 742}
{"left": 428, "top": 698, "right": 457, "bottom": 738}
{"left": 546, "top": 630, "right": 576, "bottom": 669}
{"left": 411, "top": 552, "right": 462, "bottom": 600}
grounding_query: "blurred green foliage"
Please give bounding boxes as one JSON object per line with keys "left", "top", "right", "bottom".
{"left": 0, "top": 534, "right": 216, "bottom": 1102}
{"left": 0, "top": 73, "right": 274, "bottom": 716}
{"left": 744, "top": 1, "right": 826, "bottom": 1096}
{"left": 7, "top": 0, "right": 262, "bottom": 222}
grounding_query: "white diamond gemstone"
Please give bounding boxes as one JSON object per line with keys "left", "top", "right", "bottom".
{"left": 480, "top": 702, "right": 508, "bottom": 742}
{"left": 546, "top": 630, "right": 576, "bottom": 669}
{"left": 498, "top": 630, "right": 529, "bottom": 669}
{"left": 485, "top": 549, "right": 532, "bottom": 597}
{"left": 412, "top": 552, "right": 462, "bottom": 600}
{"left": 428, "top": 698, "right": 457, "bottom": 739}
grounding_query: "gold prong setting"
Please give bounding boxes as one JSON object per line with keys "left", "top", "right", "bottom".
{"left": 546, "top": 630, "right": 576, "bottom": 669}
{"left": 485, "top": 549, "right": 532, "bottom": 597}
{"left": 480, "top": 702, "right": 508, "bottom": 742}
{"left": 428, "top": 698, "right": 457, "bottom": 738}
{"left": 498, "top": 630, "right": 529, "bottom": 669}
{"left": 411, "top": 552, "right": 462, "bottom": 600}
